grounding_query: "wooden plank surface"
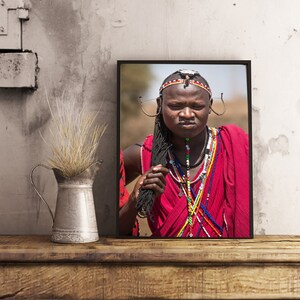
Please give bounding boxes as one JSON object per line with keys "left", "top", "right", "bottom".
{"left": 1, "top": 235, "right": 300, "bottom": 263}
{"left": 1, "top": 236, "right": 300, "bottom": 299}
{"left": 1, "top": 263, "right": 300, "bottom": 299}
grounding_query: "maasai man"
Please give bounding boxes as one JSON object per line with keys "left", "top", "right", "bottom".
{"left": 119, "top": 69, "right": 250, "bottom": 238}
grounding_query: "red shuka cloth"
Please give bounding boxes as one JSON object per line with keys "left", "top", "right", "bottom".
{"left": 119, "top": 150, "right": 130, "bottom": 208}
{"left": 141, "top": 125, "right": 250, "bottom": 238}
{"left": 119, "top": 150, "right": 139, "bottom": 236}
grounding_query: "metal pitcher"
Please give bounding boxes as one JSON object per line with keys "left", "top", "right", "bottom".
{"left": 30, "top": 161, "right": 102, "bottom": 243}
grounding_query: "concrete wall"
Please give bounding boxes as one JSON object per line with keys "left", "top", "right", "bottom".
{"left": 0, "top": 0, "right": 117, "bottom": 235}
{"left": 0, "top": 0, "right": 299, "bottom": 235}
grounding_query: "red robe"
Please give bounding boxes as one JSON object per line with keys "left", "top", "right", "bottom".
{"left": 119, "top": 150, "right": 139, "bottom": 236}
{"left": 141, "top": 125, "right": 251, "bottom": 238}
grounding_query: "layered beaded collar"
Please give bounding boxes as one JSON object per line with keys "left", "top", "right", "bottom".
{"left": 167, "top": 127, "right": 222, "bottom": 237}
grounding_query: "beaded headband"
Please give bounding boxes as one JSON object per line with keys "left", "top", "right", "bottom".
{"left": 159, "top": 79, "right": 212, "bottom": 97}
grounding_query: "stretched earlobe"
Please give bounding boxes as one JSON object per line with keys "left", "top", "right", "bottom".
{"left": 156, "top": 97, "right": 162, "bottom": 114}
{"left": 139, "top": 96, "right": 162, "bottom": 117}
{"left": 156, "top": 96, "right": 162, "bottom": 107}
{"left": 209, "top": 99, "right": 213, "bottom": 114}
{"left": 209, "top": 94, "right": 226, "bottom": 116}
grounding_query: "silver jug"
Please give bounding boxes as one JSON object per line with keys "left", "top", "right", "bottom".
{"left": 30, "top": 161, "right": 102, "bottom": 243}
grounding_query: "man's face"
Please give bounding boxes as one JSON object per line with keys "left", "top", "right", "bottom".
{"left": 159, "top": 84, "right": 211, "bottom": 139}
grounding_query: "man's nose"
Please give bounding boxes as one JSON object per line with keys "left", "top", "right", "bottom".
{"left": 179, "top": 107, "right": 194, "bottom": 118}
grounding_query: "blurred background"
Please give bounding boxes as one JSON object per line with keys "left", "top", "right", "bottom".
{"left": 120, "top": 62, "right": 250, "bottom": 236}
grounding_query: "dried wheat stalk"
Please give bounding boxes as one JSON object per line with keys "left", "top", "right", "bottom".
{"left": 42, "top": 92, "right": 107, "bottom": 178}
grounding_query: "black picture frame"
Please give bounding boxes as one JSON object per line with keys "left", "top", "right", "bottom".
{"left": 117, "top": 60, "right": 253, "bottom": 239}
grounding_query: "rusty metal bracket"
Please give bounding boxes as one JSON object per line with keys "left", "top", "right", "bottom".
{"left": 0, "top": 0, "right": 31, "bottom": 36}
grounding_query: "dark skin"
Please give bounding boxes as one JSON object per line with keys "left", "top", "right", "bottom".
{"left": 119, "top": 164, "right": 168, "bottom": 235}
{"left": 119, "top": 83, "right": 212, "bottom": 235}
{"left": 161, "top": 84, "right": 212, "bottom": 179}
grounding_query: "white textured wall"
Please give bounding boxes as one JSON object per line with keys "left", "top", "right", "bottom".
{"left": 102, "top": 0, "right": 300, "bottom": 235}
{"left": 0, "top": 0, "right": 299, "bottom": 235}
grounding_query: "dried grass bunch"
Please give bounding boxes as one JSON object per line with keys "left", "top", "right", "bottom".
{"left": 42, "top": 92, "right": 107, "bottom": 178}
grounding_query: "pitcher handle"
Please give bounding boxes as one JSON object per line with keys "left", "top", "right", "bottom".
{"left": 30, "top": 164, "right": 55, "bottom": 224}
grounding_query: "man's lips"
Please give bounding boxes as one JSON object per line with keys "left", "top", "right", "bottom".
{"left": 178, "top": 122, "right": 196, "bottom": 128}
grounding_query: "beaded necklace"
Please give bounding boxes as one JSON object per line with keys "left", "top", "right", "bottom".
{"left": 169, "top": 127, "right": 213, "bottom": 189}
{"left": 173, "top": 130, "right": 208, "bottom": 169}
{"left": 168, "top": 127, "right": 222, "bottom": 237}
{"left": 181, "top": 128, "right": 216, "bottom": 237}
{"left": 185, "top": 137, "right": 193, "bottom": 237}
{"left": 169, "top": 129, "right": 212, "bottom": 186}
{"left": 194, "top": 132, "right": 221, "bottom": 237}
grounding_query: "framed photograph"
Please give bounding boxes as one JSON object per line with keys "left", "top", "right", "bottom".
{"left": 118, "top": 60, "right": 252, "bottom": 238}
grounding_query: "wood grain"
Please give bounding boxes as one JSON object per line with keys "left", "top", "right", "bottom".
{"left": 1, "top": 236, "right": 300, "bottom": 299}
{"left": 1, "top": 235, "right": 300, "bottom": 263}
{"left": 1, "top": 264, "right": 300, "bottom": 299}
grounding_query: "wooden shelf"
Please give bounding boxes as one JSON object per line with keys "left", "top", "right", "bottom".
{"left": 1, "top": 235, "right": 300, "bottom": 299}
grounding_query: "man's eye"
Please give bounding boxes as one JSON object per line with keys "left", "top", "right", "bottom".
{"left": 192, "top": 105, "right": 205, "bottom": 110}
{"left": 169, "top": 104, "right": 182, "bottom": 109}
